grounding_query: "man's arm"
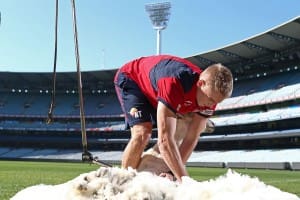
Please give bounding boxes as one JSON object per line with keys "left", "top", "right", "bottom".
{"left": 157, "top": 101, "right": 188, "bottom": 181}
{"left": 179, "top": 114, "right": 207, "bottom": 164}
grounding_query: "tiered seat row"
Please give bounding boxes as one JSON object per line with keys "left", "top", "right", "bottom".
{"left": 217, "top": 83, "right": 300, "bottom": 110}
{"left": 212, "top": 106, "right": 300, "bottom": 126}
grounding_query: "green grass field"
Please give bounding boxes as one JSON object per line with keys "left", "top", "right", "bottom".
{"left": 1, "top": 160, "right": 299, "bottom": 200}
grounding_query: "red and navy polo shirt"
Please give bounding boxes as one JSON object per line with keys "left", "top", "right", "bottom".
{"left": 117, "top": 55, "right": 216, "bottom": 117}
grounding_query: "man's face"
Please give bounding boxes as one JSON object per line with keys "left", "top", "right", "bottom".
{"left": 196, "top": 79, "right": 225, "bottom": 107}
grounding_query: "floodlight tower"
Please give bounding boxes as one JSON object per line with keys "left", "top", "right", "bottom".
{"left": 145, "top": 2, "right": 171, "bottom": 55}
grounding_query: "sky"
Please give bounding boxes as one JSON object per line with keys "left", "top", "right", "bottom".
{"left": 0, "top": 0, "right": 300, "bottom": 72}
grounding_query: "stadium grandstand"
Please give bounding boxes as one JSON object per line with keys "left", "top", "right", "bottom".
{"left": 1, "top": 16, "right": 300, "bottom": 170}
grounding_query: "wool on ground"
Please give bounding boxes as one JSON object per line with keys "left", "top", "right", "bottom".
{"left": 11, "top": 166, "right": 299, "bottom": 200}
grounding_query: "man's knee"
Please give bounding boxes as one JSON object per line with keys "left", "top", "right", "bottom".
{"left": 130, "top": 122, "right": 152, "bottom": 147}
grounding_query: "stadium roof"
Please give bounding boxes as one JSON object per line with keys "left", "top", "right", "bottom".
{"left": 186, "top": 15, "right": 300, "bottom": 78}
{"left": 1, "top": 16, "right": 300, "bottom": 90}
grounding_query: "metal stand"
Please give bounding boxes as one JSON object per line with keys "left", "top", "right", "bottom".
{"left": 82, "top": 150, "right": 112, "bottom": 167}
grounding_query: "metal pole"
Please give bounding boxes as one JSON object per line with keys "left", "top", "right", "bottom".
{"left": 156, "top": 29, "right": 161, "bottom": 55}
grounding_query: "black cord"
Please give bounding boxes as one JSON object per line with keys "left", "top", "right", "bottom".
{"left": 46, "top": 0, "right": 112, "bottom": 167}
{"left": 46, "top": 0, "right": 58, "bottom": 124}
{"left": 70, "top": 0, "right": 90, "bottom": 160}
{"left": 70, "top": 0, "right": 112, "bottom": 167}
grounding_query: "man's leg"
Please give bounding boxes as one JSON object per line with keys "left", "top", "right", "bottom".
{"left": 122, "top": 122, "right": 152, "bottom": 169}
{"left": 114, "top": 72, "right": 155, "bottom": 169}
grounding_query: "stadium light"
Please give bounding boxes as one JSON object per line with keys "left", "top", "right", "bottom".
{"left": 145, "top": 2, "right": 171, "bottom": 55}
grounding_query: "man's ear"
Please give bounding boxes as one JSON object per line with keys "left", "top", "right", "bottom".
{"left": 197, "top": 79, "right": 204, "bottom": 87}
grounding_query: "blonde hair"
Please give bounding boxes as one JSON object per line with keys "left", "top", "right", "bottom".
{"left": 202, "top": 63, "right": 233, "bottom": 98}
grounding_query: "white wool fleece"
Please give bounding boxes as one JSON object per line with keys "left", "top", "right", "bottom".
{"left": 11, "top": 167, "right": 300, "bottom": 200}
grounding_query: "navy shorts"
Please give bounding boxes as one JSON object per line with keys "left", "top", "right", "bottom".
{"left": 114, "top": 72, "right": 156, "bottom": 129}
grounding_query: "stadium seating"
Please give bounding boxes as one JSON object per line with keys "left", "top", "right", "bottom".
{"left": 218, "top": 82, "right": 300, "bottom": 110}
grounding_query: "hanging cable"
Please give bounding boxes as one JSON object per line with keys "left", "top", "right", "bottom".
{"left": 46, "top": 0, "right": 59, "bottom": 124}
{"left": 70, "top": 0, "right": 112, "bottom": 167}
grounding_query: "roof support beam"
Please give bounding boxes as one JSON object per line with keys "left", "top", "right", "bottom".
{"left": 241, "top": 41, "right": 273, "bottom": 53}
{"left": 217, "top": 49, "right": 246, "bottom": 60}
{"left": 267, "top": 32, "right": 299, "bottom": 44}
{"left": 195, "top": 56, "right": 215, "bottom": 66}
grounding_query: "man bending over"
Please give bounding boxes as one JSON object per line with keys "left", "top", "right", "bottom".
{"left": 114, "top": 55, "right": 233, "bottom": 182}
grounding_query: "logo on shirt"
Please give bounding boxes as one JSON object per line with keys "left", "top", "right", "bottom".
{"left": 129, "top": 107, "right": 142, "bottom": 119}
